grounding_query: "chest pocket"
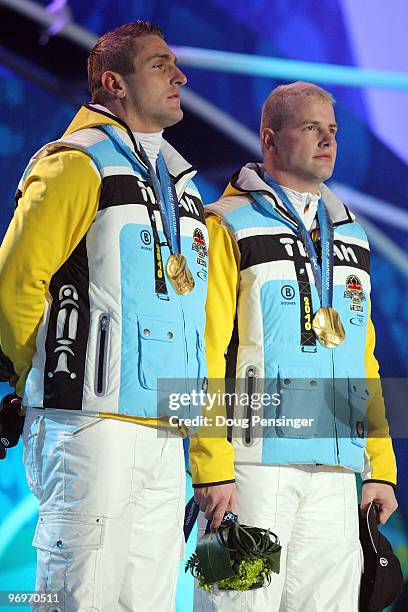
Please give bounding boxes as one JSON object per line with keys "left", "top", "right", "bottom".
{"left": 138, "top": 316, "right": 185, "bottom": 390}
{"left": 275, "top": 366, "right": 322, "bottom": 438}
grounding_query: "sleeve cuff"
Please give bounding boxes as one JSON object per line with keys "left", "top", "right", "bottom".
{"left": 362, "top": 478, "right": 396, "bottom": 491}
{"left": 193, "top": 479, "right": 235, "bottom": 489}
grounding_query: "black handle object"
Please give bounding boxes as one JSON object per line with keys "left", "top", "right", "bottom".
{"left": 0, "top": 347, "right": 22, "bottom": 459}
{"left": 0, "top": 348, "right": 18, "bottom": 387}
{"left": 0, "top": 393, "right": 24, "bottom": 460}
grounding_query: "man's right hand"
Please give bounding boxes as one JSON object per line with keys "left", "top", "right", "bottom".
{"left": 194, "top": 482, "right": 237, "bottom": 529}
{"left": 0, "top": 393, "right": 24, "bottom": 460}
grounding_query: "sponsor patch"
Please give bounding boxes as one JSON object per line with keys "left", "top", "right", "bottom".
{"left": 193, "top": 228, "right": 208, "bottom": 278}
{"left": 344, "top": 274, "right": 366, "bottom": 312}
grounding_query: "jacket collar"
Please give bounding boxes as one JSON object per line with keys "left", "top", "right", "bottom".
{"left": 226, "top": 162, "right": 354, "bottom": 227}
{"left": 65, "top": 104, "right": 195, "bottom": 183}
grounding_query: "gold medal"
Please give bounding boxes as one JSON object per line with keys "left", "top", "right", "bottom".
{"left": 166, "top": 254, "right": 195, "bottom": 295}
{"left": 312, "top": 306, "right": 346, "bottom": 348}
{"left": 310, "top": 228, "right": 320, "bottom": 242}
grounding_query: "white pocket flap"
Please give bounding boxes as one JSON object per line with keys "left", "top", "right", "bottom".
{"left": 33, "top": 516, "right": 105, "bottom": 552}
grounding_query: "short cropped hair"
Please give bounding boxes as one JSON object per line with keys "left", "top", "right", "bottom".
{"left": 88, "top": 20, "right": 164, "bottom": 103}
{"left": 260, "top": 81, "right": 335, "bottom": 134}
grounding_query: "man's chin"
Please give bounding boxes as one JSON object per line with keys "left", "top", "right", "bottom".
{"left": 317, "top": 167, "right": 334, "bottom": 183}
{"left": 162, "top": 108, "right": 184, "bottom": 129}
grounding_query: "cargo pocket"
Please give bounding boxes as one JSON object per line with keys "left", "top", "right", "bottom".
{"left": 138, "top": 316, "right": 181, "bottom": 390}
{"left": 33, "top": 515, "right": 105, "bottom": 608}
{"left": 276, "top": 367, "right": 320, "bottom": 438}
{"left": 348, "top": 378, "right": 369, "bottom": 447}
{"left": 23, "top": 415, "right": 44, "bottom": 499}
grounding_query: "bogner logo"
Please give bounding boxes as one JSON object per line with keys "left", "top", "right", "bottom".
{"left": 140, "top": 230, "right": 152, "bottom": 246}
{"left": 279, "top": 237, "right": 358, "bottom": 264}
{"left": 281, "top": 285, "right": 296, "bottom": 305}
{"left": 281, "top": 285, "right": 295, "bottom": 300}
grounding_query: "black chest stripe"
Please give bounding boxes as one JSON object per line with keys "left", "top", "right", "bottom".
{"left": 238, "top": 233, "right": 370, "bottom": 274}
{"left": 99, "top": 175, "right": 205, "bottom": 222}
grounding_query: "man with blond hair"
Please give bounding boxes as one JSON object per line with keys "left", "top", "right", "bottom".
{"left": 0, "top": 20, "right": 235, "bottom": 611}
{"left": 195, "top": 82, "right": 397, "bottom": 611}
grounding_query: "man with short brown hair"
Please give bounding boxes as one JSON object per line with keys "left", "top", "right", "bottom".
{"left": 0, "top": 20, "right": 234, "bottom": 611}
{"left": 87, "top": 21, "right": 164, "bottom": 104}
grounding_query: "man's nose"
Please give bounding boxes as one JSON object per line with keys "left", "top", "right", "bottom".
{"left": 319, "top": 130, "right": 335, "bottom": 147}
{"left": 172, "top": 65, "right": 187, "bottom": 86}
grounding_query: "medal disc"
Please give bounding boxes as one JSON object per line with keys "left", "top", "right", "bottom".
{"left": 312, "top": 306, "right": 346, "bottom": 348}
{"left": 166, "top": 254, "right": 195, "bottom": 295}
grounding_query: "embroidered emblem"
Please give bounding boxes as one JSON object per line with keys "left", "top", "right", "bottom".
{"left": 192, "top": 228, "right": 208, "bottom": 270}
{"left": 344, "top": 275, "right": 366, "bottom": 313}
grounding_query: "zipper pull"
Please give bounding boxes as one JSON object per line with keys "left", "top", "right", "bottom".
{"left": 100, "top": 314, "right": 109, "bottom": 331}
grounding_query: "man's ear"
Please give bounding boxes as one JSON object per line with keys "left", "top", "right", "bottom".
{"left": 101, "top": 71, "right": 126, "bottom": 99}
{"left": 261, "top": 127, "right": 276, "bottom": 152}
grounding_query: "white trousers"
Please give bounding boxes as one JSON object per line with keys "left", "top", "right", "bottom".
{"left": 194, "top": 464, "right": 363, "bottom": 612}
{"left": 23, "top": 409, "right": 185, "bottom": 612}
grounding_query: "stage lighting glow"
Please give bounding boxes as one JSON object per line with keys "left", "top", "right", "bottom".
{"left": 173, "top": 46, "right": 408, "bottom": 90}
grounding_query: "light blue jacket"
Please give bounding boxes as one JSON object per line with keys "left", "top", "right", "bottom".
{"left": 20, "top": 105, "right": 208, "bottom": 418}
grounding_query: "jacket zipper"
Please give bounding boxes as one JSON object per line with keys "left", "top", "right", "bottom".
{"left": 244, "top": 366, "right": 256, "bottom": 445}
{"left": 95, "top": 313, "right": 110, "bottom": 396}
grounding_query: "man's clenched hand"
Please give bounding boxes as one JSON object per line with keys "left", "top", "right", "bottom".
{"left": 0, "top": 393, "right": 24, "bottom": 460}
{"left": 361, "top": 482, "right": 398, "bottom": 525}
{"left": 194, "top": 482, "right": 236, "bottom": 529}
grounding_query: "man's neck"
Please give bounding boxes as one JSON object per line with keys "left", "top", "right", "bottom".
{"left": 100, "top": 100, "right": 161, "bottom": 133}
{"left": 132, "top": 130, "right": 163, "bottom": 166}
{"left": 264, "top": 166, "right": 320, "bottom": 196}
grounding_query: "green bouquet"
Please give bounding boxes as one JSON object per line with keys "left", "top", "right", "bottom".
{"left": 186, "top": 518, "right": 281, "bottom": 592}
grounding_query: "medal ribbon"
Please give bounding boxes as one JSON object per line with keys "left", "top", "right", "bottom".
{"left": 95, "top": 125, "right": 183, "bottom": 298}
{"left": 96, "top": 126, "right": 181, "bottom": 253}
{"left": 139, "top": 147, "right": 181, "bottom": 256}
{"left": 252, "top": 172, "right": 334, "bottom": 309}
